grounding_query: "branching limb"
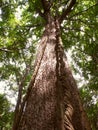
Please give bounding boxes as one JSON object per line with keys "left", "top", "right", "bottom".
{"left": 69, "top": 3, "right": 98, "bottom": 18}
{"left": 60, "top": 0, "right": 76, "bottom": 22}
{"left": 41, "top": 0, "right": 51, "bottom": 12}
{"left": 39, "top": 0, "right": 53, "bottom": 21}
{"left": 63, "top": 27, "right": 93, "bottom": 38}
{"left": 0, "top": 48, "right": 12, "bottom": 52}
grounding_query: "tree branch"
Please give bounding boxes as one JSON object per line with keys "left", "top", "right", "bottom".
{"left": 0, "top": 48, "right": 12, "bottom": 52}
{"left": 63, "top": 27, "right": 93, "bottom": 38}
{"left": 41, "top": 0, "right": 51, "bottom": 12}
{"left": 67, "top": 18, "right": 95, "bottom": 27}
{"left": 40, "top": 0, "right": 53, "bottom": 21}
{"left": 69, "top": 3, "right": 98, "bottom": 18}
{"left": 60, "top": 0, "right": 76, "bottom": 22}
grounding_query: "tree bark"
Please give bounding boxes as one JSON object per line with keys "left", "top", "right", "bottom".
{"left": 16, "top": 18, "right": 91, "bottom": 130}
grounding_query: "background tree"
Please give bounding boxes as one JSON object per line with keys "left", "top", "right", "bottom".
{"left": 0, "top": 0, "right": 98, "bottom": 130}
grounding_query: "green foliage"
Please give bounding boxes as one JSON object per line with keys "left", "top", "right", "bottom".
{"left": 0, "top": 94, "right": 13, "bottom": 130}
{"left": 80, "top": 87, "right": 98, "bottom": 130}
{"left": 0, "top": 0, "right": 98, "bottom": 129}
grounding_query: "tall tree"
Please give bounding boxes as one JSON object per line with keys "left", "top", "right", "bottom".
{"left": 12, "top": 0, "right": 92, "bottom": 130}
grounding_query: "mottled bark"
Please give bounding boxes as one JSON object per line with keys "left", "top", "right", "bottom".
{"left": 15, "top": 18, "right": 91, "bottom": 130}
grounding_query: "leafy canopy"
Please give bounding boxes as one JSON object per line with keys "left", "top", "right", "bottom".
{"left": 0, "top": 0, "right": 98, "bottom": 129}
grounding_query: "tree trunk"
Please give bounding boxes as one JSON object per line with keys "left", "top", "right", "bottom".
{"left": 16, "top": 18, "right": 91, "bottom": 130}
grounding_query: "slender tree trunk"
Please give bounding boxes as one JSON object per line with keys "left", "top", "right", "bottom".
{"left": 16, "top": 18, "right": 91, "bottom": 130}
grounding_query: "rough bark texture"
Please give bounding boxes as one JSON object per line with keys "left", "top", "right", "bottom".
{"left": 17, "top": 18, "right": 91, "bottom": 130}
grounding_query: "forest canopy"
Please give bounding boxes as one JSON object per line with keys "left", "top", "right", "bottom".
{"left": 0, "top": 0, "right": 98, "bottom": 130}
